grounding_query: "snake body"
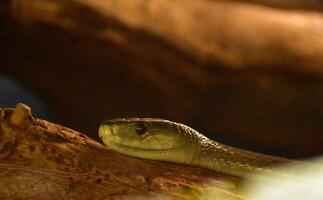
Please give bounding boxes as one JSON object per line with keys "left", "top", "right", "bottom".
{"left": 99, "top": 118, "right": 291, "bottom": 177}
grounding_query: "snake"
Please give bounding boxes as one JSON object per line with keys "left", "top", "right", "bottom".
{"left": 98, "top": 118, "right": 292, "bottom": 177}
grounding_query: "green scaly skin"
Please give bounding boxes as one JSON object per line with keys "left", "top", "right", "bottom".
{"left": 98, "top": 118, "right": 291, "bottom": 177}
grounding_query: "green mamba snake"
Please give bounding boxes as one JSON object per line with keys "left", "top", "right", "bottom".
{"left": 99, "top": 118, "right": 291, "bottom": 177}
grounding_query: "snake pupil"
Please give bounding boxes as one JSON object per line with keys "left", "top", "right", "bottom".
{"left": 136, "top": 123, "right": 147, "bottom": 135}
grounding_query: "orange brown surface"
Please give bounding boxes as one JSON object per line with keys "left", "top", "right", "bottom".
{"left": 0, "top": 104, "right": 242, "bottom": 199}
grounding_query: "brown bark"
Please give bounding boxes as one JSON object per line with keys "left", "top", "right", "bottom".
{"left": 0, "top": 104, "right": 242, "bottom": 199}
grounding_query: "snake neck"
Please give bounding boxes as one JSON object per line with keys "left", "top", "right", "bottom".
{"left": 190, "top": 136, "right": 291, "bottom": 177}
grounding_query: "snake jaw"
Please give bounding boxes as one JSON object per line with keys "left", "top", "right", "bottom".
{"left": 98, "top": 120, "right": 197, "bottom": 163}
{"left": 99, "top": 122, "right": 181, "bottom": 150}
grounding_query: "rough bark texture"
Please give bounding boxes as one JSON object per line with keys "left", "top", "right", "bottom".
{"left": 1, "top": 0, "right": 323, "bottom": 159}
{"left": 0, "top": 104, "right": 242, "bottom": 199}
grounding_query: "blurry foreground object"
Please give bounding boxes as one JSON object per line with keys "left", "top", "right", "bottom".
{"left": 234, "top": 0, "right": 323, "bottom": 10}
{"left": 245, "top": 157, "right": 323, "bottom": 200}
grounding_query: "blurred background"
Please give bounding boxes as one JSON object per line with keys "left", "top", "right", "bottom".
{"left": 1, "top": 0, "right": 323, "bottom": 159}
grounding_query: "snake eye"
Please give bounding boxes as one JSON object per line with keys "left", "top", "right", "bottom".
{"left": 136, "top": 123, "right": 147, "bottom": 135}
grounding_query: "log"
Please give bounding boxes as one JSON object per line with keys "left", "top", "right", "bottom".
{"left": 0, "top": 104, "right": 243, "bottom": 199}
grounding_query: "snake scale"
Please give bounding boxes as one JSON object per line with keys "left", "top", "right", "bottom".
{"left": 99, "top": 118, "right": 292, "bottom": 177}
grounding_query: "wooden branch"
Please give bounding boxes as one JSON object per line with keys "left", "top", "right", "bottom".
{"left": 0, "top": 104, "right": 243, "bottom": 199}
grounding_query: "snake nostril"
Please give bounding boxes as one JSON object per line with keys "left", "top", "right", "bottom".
{"left": 136, "top": 123, "right": 147, "bottom": 135}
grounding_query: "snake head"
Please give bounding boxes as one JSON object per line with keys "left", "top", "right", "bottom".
{"left": 98, "top": 118, "right": 197, "bottom": 163}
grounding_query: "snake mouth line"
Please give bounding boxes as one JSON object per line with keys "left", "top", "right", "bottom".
{"left": 107, "top": 141, "right": 176, "bottom": 152}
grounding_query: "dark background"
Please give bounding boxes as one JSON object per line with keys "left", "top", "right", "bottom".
{"left": 2, "top": 0, "right": 323, "bottom": 159}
